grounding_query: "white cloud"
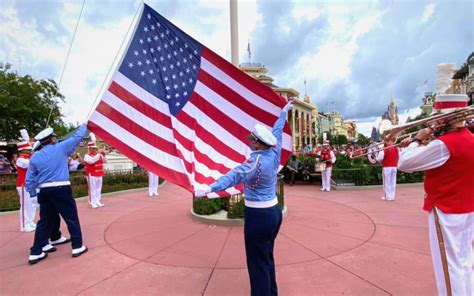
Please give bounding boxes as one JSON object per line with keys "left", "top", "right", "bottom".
{"left": 1, "top": 0, "right": 471, "bottom": 132}
{"left": 421, "top": 3, "right": 436, "bottom": 23}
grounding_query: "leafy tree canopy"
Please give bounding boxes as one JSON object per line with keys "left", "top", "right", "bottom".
{"left": 0, "top": 63, "right": 74, "bottom": 142}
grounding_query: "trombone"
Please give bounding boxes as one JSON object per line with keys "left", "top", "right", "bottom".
{"left": 351, "top": 131, "right": 419, "bottom": 162}
{"left": 352, "top": 105, "right": 474, "bottom": 161}
{"left": 381, "top": 105, "right": 474, "bottom": 140}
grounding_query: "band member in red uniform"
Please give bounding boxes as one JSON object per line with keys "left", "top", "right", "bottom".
{"left": 376, "top": 137, "right": 399, "bottom": 201}
{"left": 317, "top": 140, "right": 336, "bottom": 192}
{"left": 84, "top": 134, "right": 106, "bottom": 209}
{"left": 16, "top": 129, "right": 37, "bottom": 232}
{"left": 398, "top": 94, "right": 473, "bottom": 296}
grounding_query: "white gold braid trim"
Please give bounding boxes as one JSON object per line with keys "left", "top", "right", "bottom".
{"left": 233, "top": 155, "right": 261, "bottom": 174}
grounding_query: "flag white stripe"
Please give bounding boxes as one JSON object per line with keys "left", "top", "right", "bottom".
{"left": 100, "top": 93, "right": 242, "bottom": 177}
{"left": 113, "top": 72, "right": 169, "bottom": 113}
{"left": 171, "top": 117, "right": 242, "bottom": 169}
{"left": 181, "top": 101, "right": 251, "bottom": 155}
{"left": 102, "top": 91, "right": 175, "bottom": 143}
{"left": 201, "top": 57, "right": 282, "bottom": 115}
{"left": 89, "top": 111, "right": 186, "bottom": 174}
{"left": 113, "top": 71, "right": 291, "bottom": 157}
{"left": 194, "top": 80, "right": 293, "bottom": 149}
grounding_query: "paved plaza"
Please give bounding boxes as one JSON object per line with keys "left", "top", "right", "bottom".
{"left": 0, "top": 183, "right": 437, "bottom": 295}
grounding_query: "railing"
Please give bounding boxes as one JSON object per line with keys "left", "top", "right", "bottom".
{"left": 331, "top": 166, "right": 424, "bottom": 187}
{"left": 239, "top": 62, "right": 264, "bottom": 68}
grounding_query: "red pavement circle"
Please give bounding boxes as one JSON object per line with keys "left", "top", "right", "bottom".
{"left": 104, "top": 195, "right": 376, "bottom": 269}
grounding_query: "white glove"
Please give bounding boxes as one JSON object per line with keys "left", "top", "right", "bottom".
{"left": 31, "top": 196, "right": 40, "bottom": 209}
{"left": 194, "top": 186, "right": 212, "bottom": 198}
{"left": 282, "top": 101, "right": 293, "bottom": 113}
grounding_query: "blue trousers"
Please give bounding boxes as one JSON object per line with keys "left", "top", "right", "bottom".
{"left": 244, "top": 204, "right": 283, "bottom": 296}
{"left": 30, "top": 186, "right": 83, "bottom": 255}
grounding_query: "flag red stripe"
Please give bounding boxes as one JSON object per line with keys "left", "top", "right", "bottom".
{"left": 197, "top": 70, "right": 292, "bottom": 135}
{"left": 202, "top": 47, "right": 286, "bottom": 108}
{"left": 172, "top": 129, "right": 234, "bottom": 175}
{"left": 109, "top": 81, "right": 172, "bottom": 129}
{"left": 95, "top": 101, "right": 179, "bottom": 157}
{"left": 87, "top": 121, "right": 192, "bottom": 190}
{"left": 176, "top": 98, "right": 246, "bottom": 164}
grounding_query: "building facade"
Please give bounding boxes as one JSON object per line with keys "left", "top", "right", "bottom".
{"left": 451, "top": 52, "right": 474, "bottom": 105}
{"left": 240, "top": 63, "right": 316, "bottom": 150}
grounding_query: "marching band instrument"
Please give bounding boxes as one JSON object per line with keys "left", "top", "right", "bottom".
{"left": 351, "top": 130, "right": 420, "bottom": 160}
{"left": 381, "top": 105, "right": 474, "bottom": 140}
{"left": 314, "top": 161, "right": 326, "bottom": 172}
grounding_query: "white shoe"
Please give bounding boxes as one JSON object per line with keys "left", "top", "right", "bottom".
{"left": 49, "top": 236, "right": 71, "bottom": 246}
{"left": 22, "top": 225, "right": 36, "bottom": 232}
{"left": 320, "top": 188, "right": 325, "bottom": 191}
{"left": 154, "top": 193, "right": 160, "bottom": 196}
{"left": 380, "top": 196, "right": 386, "bottom": 200}
{"left": 72, "top": 245, "right": 88, "bottom": 257}
{"left": 28, "top": 252, "right": 47, "bottom": 265}
{"left": 28, "top": 223, "right": 37, "bottom": 229}
{"left": 325, "top": 189, "right": 330, "bottom": 192}
{"left": 91, "top": 203, "right": 99, "bottom": 209}
{"left": 42, "top": 244, "right": 57, "bottom": 253}
{"left": 97, "top": 202, "right": 104, "bottom": 207}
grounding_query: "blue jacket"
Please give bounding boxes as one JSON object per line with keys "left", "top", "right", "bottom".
{"left": 26, "top": 124, "right": 88, "bottom": 197}
{"left": 209, "top": 110, "right": 287, "bottom": 202}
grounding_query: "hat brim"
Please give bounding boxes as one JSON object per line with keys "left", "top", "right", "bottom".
{"left": 248, "top": 132, "right": 272, "bottom": 146}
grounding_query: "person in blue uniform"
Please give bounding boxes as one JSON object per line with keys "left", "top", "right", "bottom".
{"left": 195, "top": 101, "right": 293, "bottom": 296}
{"left": 26, "top": 124, "right": 89, "bottom": 264}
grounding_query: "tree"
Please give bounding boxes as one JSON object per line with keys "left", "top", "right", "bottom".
{"left": 335, "top": 134, "right": 348, "bottom": 146}
{"left": 357, "top": 133, "right": 370, "bottom": 146}
{"left": 317, "top": 132, "right": 333, "bottom": 144}
{"left": 0, "top": 64, "right": 67, "bottom": 142}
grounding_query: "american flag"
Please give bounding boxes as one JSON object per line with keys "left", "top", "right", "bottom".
{"left": 88, "top": 4, "right": 292, "bottom": 197}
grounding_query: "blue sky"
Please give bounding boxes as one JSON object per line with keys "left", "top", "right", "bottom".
{"left": 1, "top": 0, "right": 472, "bottom": 135}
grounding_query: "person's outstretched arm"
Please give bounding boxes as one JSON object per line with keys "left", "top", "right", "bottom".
{"left": 58, "top": 124, "right": 88, "bottom": 156}
{"left": 273, "top": 101, "right": 293, "bottom": 160}
{"left": 195, "top": 156, "right": 260, "bottom": 198}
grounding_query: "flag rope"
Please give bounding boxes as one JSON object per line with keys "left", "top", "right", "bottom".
{"left": 46, "top": 0, "right": 86, "bottom": 128}
{"left": 84, "top": 0, "right": 144, "bottom": 123}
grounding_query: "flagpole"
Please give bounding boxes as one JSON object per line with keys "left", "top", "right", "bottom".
{"left": 230, "top": 0, "right": 239, "bottom": 66}
{"left": 84, "top": 0, "right": 144, "bottom": 123}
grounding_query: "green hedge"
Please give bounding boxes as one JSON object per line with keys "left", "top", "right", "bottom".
{"left": 193, "top": 198, "right": 222, "bottom": 215}
{"left": 282, "top": 154, "right": 424, "bottom": 185}
{"left": 0, "top": 170, "right": 158, "bottom": 212}
{"left": 193, "top": 176, "right": 285, "bottom": 219}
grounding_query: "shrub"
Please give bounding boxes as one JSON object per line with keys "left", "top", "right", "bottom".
{"left": 227, "top": 198, "right": 244, "bottom": 219}
{"left": 0, "top": 170, "right": 161, "bottom": 212}
{"left": 193, "top": 198, "right": 222, "bottom": 215}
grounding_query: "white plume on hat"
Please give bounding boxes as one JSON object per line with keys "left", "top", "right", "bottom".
{"left": 17, "top": 129, "right": 32, "bottom": 151}
{"left": 20, "top": 129, "right": 30, "bottom": 142}
{"left": 88, "top": 132, "right": 98, "bottom": 149}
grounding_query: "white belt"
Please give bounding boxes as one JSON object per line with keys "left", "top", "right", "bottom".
{"left": 245, "top": 197, "right": 278, "bottom": 208}
{"left": 39, "top": 181, "right": 71, "bottom": 188}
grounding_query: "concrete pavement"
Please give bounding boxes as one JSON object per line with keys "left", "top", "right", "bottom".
{"left": 0, "top": 183, "right": 437, "bottom": 295}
